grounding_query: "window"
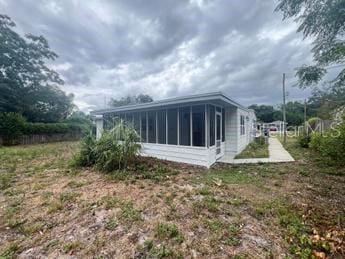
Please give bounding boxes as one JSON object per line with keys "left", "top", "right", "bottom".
{"left": 240, "top": 115, "right": 245, "bottom": 135}
{"left": 157, "top": 110, "right": 166, "bottom": 144}
{"left": 125, "top": 113, "right": 133, "bottom": 125}
{"left": 179, "top": 106, "right": 191, "bottom": 146}
{"left": 148, "top": 111, "right": 156, "bottom": 143}
{"left": 133, "top": 113, "right": 140, "bottom": 138}
{"left": 141, "top": 112, "right": 147, "bottom": 142}
{"left": 167, "top": 108, "right": 178, "bottom": 145}
{"left": 209, "top": 105, "right": 215, "bottom": 146}
{"left": 192, "top": 105, "right": 205, "bottom": 146}
{"left": 222, "top": 108, "right": 225, "bottom": 142}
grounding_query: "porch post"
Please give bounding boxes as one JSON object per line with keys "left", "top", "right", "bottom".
{"left": 95, "top": 115, "right": 103, "bottom": 140}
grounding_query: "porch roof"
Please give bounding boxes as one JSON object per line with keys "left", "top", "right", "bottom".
{"left": 91, "top": 92, "right": 249, "bottom": 115}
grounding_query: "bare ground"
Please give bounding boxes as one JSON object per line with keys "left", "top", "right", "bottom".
{"left": 0, "top": 140, "right": 344, "bottom": 258}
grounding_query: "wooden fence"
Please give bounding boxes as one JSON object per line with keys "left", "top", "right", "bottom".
{"left": 0, "top": 132, "right": 83, "bottom": 146}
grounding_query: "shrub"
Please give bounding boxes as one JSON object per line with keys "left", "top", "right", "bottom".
{"left": 297, "top": 130, "right": 311, "bottom": 148}
{"left": 70, "top": 133, "right": 97, "bottom": 167}
{"left": 23, "top": 122, "right": 83, "bottom": 135}
{"left": 72, "top": 119, "right": 141, "bottom": 172}
{"left": 0, "top": 112, "right": 26, "bottom": 145}
{"left": 309, "top": 132, "right": 322, "bottom": 151}
{"left": 318, "top": 121, "right": 345, "bottom": 165}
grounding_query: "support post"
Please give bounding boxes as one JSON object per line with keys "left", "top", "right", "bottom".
{"left": 95, "top": 115, "right": 103, "bottom": 140}
{"left": 282, "top": 73, "right": 287, "bottom": 144}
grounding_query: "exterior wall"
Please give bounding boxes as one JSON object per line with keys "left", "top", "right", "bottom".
{"left": 224, "top": 107, "right": 256, "bottom": 157}
{"left": 224, "top": 106, "right": 238, "bottom": 158}
{"left": 140, "top": 143, "right": 211, "bottom": 167}
{"left": 95, "top": 102, "right": 256, "bottom": 167}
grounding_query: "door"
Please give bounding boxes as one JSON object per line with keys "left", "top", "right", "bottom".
{"left": 216, "top": 112, "right": 222, "bottom": 156}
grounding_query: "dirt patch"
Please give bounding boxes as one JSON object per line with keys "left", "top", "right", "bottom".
{"left": 0, "top": 141, "right": 344, "bottom": 258}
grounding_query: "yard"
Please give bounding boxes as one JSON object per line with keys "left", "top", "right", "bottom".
{"left": 0, "top": 138, "right": 344, "bottom": 258}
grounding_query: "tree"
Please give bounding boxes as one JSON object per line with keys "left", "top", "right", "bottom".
{"left": 248, "top": 105, "right": 277, "bottom": 122}
{"left": 249, "top": 102, "right": 314, "bottom": 126}
{"left": 110, "top": 94, "right": 153, "bottom": 107}
{"left": 275, "top": 0, "right": 345, "bottom": 88}
{"left": 0, "top": 14, "right": 73, "bottom": 122}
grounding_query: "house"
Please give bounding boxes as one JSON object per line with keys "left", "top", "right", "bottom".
{"left": 91, "top": 92, "right": 256, "bottom": 168}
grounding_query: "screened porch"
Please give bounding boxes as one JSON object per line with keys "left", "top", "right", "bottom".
{"left": 102, "top": 104, "right": 225, "bottom": 151}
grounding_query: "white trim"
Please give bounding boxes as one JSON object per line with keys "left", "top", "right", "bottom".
{"left": 91, "top": 92, "right": 250, "bottom": 115}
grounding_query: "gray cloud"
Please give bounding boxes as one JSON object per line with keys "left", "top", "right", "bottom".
{"left": 1, "top": 0, "right": 316, "bottom": 112}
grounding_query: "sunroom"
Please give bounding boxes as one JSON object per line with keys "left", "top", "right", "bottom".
{"left": 92, "top": 92, "right": 256, "bottom": 167}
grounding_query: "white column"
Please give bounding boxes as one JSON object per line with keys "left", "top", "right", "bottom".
{"left": 95, "top": 115, "right": 104, "bottom": 140}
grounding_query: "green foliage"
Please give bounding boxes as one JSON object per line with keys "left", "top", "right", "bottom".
{"left": 297, "top": 130, "right": 311, "bottom": 148}
{"left": 110, "top": 94, "right": 153, "bottom": 107}
{"left": 309, "top": 132, "right": 322, "bottom": 151}
{"left": 105, "top": 216, "right": 118, "bottom": 230}
{"left": 72, "top": 119, "right": 141, "bottom": 172}
{"left": 235, "top": 139, "right": 269, "bottom": 159}
{"left": 0, "top": 14, "right": 73, "bottom": 122}
{"left": 0, "top": 242, "right": 20, "bottom": 258}
{"left": 317, "top": 121, "right": 345, "bottom": 165}
{"left": 155, "top": 223, "right": 183, "bottom": 244}
{"left": 0, "top": 112, "right": 26, "bottom": 145}
{"left": 249, "top": 101, "right": 311, "bottom": 126}
{"left": 276, "top": 0, "right": 345, "bottom": 87}
{"left": 248, "top": 104, "right": 282, "bottom": 123}
{"left": 70, "top": 133, "right": 97, "bottom": 167}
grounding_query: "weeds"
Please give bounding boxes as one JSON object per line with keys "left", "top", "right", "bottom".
{"left": 120, "top": 202, "right": 142, "bottom": 224}
{"left": 155, "top": 223, "right": 183, "bottom": 244}
{"left": 0, "top": 242, "right": 20, "bottom": 258}
{"left": 105, "top": 216, "right": 118, "bottom": 230}
{"left": 63, "top": 241, "right": 84, "bottom": 254}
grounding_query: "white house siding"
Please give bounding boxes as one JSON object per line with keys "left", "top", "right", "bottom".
{"left": 224, "top": 107, "right": 238, "bottom": 158}
{"left": 237, "top": 108, "right": 253, "bottom": 153}
{"left": 140, "top": 143, "right": 210, "bottom": 167}
{"left": 224, "top": 107, "right": 256, "bottom": 158}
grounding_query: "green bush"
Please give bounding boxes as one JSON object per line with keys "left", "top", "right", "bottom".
{"left": 297, "top": 130, "right": 311, "bottom": 148}
{"left": 0, "top": 112, "right": 26, "bottom": 145}
{"left": 72, "top": 119, "right": 141, "bottom": 172}
{"left": 318, "top": 121, "right": 345, "bottom": 165}
{"left": 23, "top": 122, "right": 83, "bottom": 135}
{"left": 309, "top": 132, "right": 322, "bottom": 151}
{"left": 70, "top": 133, "right": 97, "bottom": 167}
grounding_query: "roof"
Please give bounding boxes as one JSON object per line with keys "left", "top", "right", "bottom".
{"left": 91, "top": 92, "right": 250, "bottom": 115}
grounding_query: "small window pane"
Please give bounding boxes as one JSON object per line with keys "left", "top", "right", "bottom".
{"left": 179, "top": 107, "right": 191, "bottom": 146}
{"left": 167, "top": 108, "right": 178, "bottom": 145}
{"left": 141, "top": 112, "right": 147, "bottom": 142}
{"left": 192, "top": 105, "right": 205, "bottom": 146}
{"left": 209, "top": 105, "right": 215, "bottom": 146}
{"left": 125, "top": 113, "right": 133, "bottom": 126}
{"left": 133, "top": 113, "right": 140, "bottom": 138}
{"left": 148, "top": 111, "right": 156, "bottom": 143}
{"left": 157, "top": 110, "right": 166, "bottom": 144}
{"left": 216, "top": 114, "right": 221, "bottom": 140}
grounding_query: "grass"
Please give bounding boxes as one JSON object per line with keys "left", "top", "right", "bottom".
{"left": 0, "top": 242, "right": 20, "bottom": 258}
{"left": 62, "top": 241, "right": 84, "bottom": 254}
{"left": 235, "top": 142, "right": 269, "bottom": 159}
{"left": 105, "top": 216, "right": 118, "bottom": 230}
{"left": 155, "top": 223, "right": 184, "bottom": 244}
{"left": 0, "top": 140, "right": 344, "bottom": 258}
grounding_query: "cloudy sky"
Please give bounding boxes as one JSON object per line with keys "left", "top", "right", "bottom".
{"left": 1, "top": 0, "right": 317, "bottom": 111}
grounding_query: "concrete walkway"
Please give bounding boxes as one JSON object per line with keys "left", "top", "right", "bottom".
{"left": 218, "top": 137, "right": 295, "bottom": 164}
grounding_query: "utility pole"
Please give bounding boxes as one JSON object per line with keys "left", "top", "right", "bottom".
{"left": 304, "top": 99, "right": 307, "bottom": 130}
{"left": 282, "top": 73, "right": 287, "bottom": 144}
